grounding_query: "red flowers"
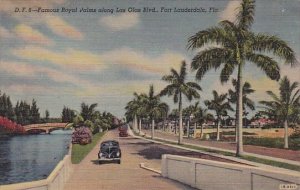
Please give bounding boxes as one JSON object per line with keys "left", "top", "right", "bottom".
{"left": 0, "top": 116, "right": 25, "bottom": 134}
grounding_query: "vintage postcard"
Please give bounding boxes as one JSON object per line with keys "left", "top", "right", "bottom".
{"left": 0, "top": 0, "right": 299, "bottom": 189}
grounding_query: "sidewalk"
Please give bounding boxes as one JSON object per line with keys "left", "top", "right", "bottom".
{"left": 140, "top": 129, "right": 300, "bottom": 166}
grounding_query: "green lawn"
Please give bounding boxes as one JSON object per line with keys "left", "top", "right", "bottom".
{"left": 244, "top": 137, "right": 300, "bottom": 150}
{"left": 71, "top": 132, "right": 105, "bottom": 164}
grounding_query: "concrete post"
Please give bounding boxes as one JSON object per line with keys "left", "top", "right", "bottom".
{"left": 161, "top": 154, "right": 168, "bottom": 177}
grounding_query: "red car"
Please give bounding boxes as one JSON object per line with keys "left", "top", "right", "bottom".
{"left": 119, "top": 125, "right": 128, "bottom": 137}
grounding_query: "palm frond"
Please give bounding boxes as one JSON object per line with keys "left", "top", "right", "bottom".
{"left": 237, "top": 0, "right": 255, "bottom": 30}
{"left": 266, "top": 91, "right": 281, "bottom": 103}
{"left": 179, "top": 61, "right": 187, "bottom": 82}
{"left": 220, "top": 62, "right": 235, "bottom": 83}
{"left": 186, "top": 82, "right": 202, "bottom": 91}
{"left": 187, "top": 27, "right": 230, "bottom": 50}
{"left": 251, "top": 33, "right": 297, "bottom": 65}
{"left": 246, "top": 53, "right": 280, "bottom": 80}
{"left": 191, "top": 48, "right": 230, "bottom": 80}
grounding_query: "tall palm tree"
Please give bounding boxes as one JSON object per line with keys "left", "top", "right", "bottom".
{"left": 205, "top": 91, "right": 233, "bottom": 141}
{"left": 187, "top": 0, "right": 296, "bottom": 156}
{"left": 194, "top": 107, "right": 214, "bottom": 138}
{"left": 160, "top": 61, "right": 201, "bottom": 144}
{"left": 259, "top": 76, "right": 300, "bottom": 148}
{"left": 228, "top": 79, "right": 255, "bottom": 141}
{"left": 125, "top": 92, "right": 147, "bottom": 133}
{"left": 144, "top": 85, "right": 169, "bottom": 139}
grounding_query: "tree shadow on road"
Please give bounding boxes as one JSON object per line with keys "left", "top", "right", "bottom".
{"left": 123, "top": 142, "right": 154, "bottom": 146}
{"left": 132, "top": 145, "right": 195, "bottom": 160}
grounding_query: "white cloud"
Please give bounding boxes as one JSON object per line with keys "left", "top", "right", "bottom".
{"left": 101, "top": 47, "right": 185, "bottom": 75}
{"left": 0, "top": 61, "right": 91, "bottom": 87}
{"left": 13, "top": 24, "right": 53, "bottom": 46}
{"left": 45, "top": 16, "right": 84, "bottom": 40}
{"left": 0, "top": 26, "right": 13, "bottom": 38}
{"left": 219, "top": 0, "right": 241, "bottom": 22}
{"left": 11, "top": 46, "right": 105, "bottom": 71}
{"left": 12, "top": 46, "right": 185, "bottom": 75}
{"left": 99, "top": 13, "right": 140, "bottom": 31}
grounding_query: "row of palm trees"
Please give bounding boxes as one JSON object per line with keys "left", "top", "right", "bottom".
{"left": 125, "top": 0, "right": 298, "bottom": 156}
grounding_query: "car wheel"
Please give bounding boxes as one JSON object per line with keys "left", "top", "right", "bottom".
{"left": 98, "top": 161, "right": 102, "bottom": 164}
{"left": 117, "top": 160, "right": 121, "bottom": 164}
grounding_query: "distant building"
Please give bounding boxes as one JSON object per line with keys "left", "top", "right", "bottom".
{"left": 250, "top": 118, "right": 277, "bottom": 128}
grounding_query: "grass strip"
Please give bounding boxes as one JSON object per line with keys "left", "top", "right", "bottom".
{"left": 241, "top": 155, "right": 300, "bottom": 172}
{"left": 71, "top": 132, "right": 105, "bottom": 164}
{"left": 140, "top": 134, "right": 300, "bottom": 172}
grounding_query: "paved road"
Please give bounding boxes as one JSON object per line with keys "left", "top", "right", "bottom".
{"left": 64, "top": 130, "right": 197, "bottom": 190}
{"left": 142, "top": 129, "right": 300, "bottom": 162}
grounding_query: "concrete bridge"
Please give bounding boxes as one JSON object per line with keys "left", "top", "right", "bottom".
{"left": 24, "top": 123, "right": 68, "bottom": 134}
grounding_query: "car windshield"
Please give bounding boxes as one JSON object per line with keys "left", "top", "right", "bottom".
{"left": 101, "top": 141, "right": 119, "bottom": 147}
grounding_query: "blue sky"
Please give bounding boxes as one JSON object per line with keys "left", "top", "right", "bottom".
{"left": 0, "top": 0, "right": 299, "bottom": 118}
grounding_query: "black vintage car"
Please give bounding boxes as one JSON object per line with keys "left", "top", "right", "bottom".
{"left": 98, "top": 140, "right": 121, "bottom": 164}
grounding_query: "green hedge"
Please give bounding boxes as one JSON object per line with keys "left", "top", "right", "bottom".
{"left": 71, "top": 132, "right": 105, "bottom": 164}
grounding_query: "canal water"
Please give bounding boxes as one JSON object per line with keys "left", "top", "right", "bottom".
{"left": 0, "top": 130, "right": 71, "bottom": 185}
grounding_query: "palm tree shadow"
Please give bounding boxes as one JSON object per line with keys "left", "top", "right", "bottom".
{"left": 132, "top": 146, "right": 198, "bottom": 160}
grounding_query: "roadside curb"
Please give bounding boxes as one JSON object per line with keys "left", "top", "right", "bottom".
{"left": 128, "top": 128, "right": 300, "bottom": 174}
{"left": 140, "top": 163, "right": 161, "bottom": 174}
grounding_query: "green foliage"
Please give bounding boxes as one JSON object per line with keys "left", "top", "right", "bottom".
{"left": 259, "top": 76, "right": 300, "bottom": 125}
{"left": 0, "top": 91, "right": 41, "bottom": 125}
{"left": 0, "top": 91, "right": 14, "bottom": 121}
{"left": 45, "top": 110, "right": 50, "bottom": 122}
{"left": 30, "top": 99, "right": 40, "bottom": 124}
{"left": 244, "top": 137, "right": 300, "bottom": 150}
{"left": 62, "top": 106, "right": 76, "bottom": 123}
{"left": 205, "top": 91, "right": 233, "bottom": 120}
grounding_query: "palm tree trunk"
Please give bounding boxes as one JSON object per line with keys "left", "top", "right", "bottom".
{"left": 235, "top": 105, "right": 238, "bottom": 143}
{"left": 217, "top": 118, "right": 220, "bottom": 141}
{"left": 284, "top": 120, "right": 289, "bottom": 149}
{"left": 187, "top": 119, "right": 190, "bottom": 138}
{"left": 151, "top": 119, "right": 155, "bottom": 139}
{"left": 139, "top": 118, "right": 142, "bottom": 134}
{"left": 200, "top": 124, "right": 203, "bottom": 139}
{"left": 194, "top": 122, "right": 197, "bottom": 138}
{"left": 236, "top": 65, "right": 244, "bottom": 156}
{"left": 134, "top": 114, "right": 138, "bottom": 132}
{"left": 178, "top": 93, "right": 183, "bottom": 144}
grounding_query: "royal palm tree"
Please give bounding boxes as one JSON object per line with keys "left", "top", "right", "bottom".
{"left": 259, "top": 76, "right": 300, "bottom": 148}
{"left": 205, "top": 91, "right": 233, "bottom": 141}
{"left": 125, "top": 92, "right": 147, "bottom": 133}
{"left": 144, "top": 85, "right": 169, "bottom": 139}
{"left": 228, "top": 79, "right": 255, "bottom": 141}
{"left": 160, "top": 61, "right": 201, "bottom": 144}
{"left": 187, "top": 0, "right": 296, "bottom": 155}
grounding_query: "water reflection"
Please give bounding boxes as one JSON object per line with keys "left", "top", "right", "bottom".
{"left": 0, "top": 130, "right": 71, "bottom": 185}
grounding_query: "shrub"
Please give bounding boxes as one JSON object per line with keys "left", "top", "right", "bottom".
{"left": 0, "top": 116, "right": 25, "bottom": 135}
{"left": 290, "top": 128, "right": 300, "bottom": 139}
{"left": 71, "top": 126, "right": 92, "bottom": 145}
